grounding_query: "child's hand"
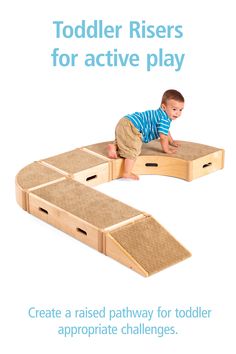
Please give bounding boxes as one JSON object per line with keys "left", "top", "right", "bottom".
{"left": 163, "top": 147, "right": 177, "bottom": 154}
{"left": 170, "top": 140, "right": 181, "bottom": 148}
{"left": 160, "top": 134, "right": 178, "bottom": 154}
{"left": 168, "top": 147, "right": 177, "bottom": 153}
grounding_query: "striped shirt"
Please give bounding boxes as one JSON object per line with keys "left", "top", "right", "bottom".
{"left": 125, "top": 108, "right": 171, "bottom": 143}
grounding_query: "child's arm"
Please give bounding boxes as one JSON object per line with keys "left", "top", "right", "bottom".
{"left": 168, "top": 132, "right": 181, "bottom": 147}
{"left": 159, "top": 133, "right": 177, "bottom": 154}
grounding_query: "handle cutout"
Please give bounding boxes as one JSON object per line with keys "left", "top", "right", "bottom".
{"left": 202, "top": 162, "right": 212, "bottom": 169}
{"left": 145, "top": 163, "right": 158, "bottom": 167}
{"left": 39, "top": 207, "right": 48, "bottom": 214}
{"left": 86, "top": 174, "right": 97, "bottom": 181}
{"left": 76, "top": 227, "right": 87, "bottom": 236}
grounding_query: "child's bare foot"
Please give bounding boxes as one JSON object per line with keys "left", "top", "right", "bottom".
{"left": 108, "top": 144, "right": 118, "bottom": 159}
{"left": 122, "top": 172, "right": 139, "bottom": 180}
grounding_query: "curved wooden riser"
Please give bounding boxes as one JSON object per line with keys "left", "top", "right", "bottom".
{"left": 15, "top": 140, "right": 224, "bottom": 276}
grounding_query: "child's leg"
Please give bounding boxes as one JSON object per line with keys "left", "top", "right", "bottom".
{"left": 110, "top": 117, "right": 142, "bottom": 179}
{"left": 122, "top": 158, "right": 139, "bottom": 180}
{"left": 108, "top": 143, "right": 118, "bottom": 159}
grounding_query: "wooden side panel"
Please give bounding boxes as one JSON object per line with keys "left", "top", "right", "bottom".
{"left": 104, "top": 233, "right": 148, "bottom": 276}
{"left": 15, "top": 182, "right": 27, "bottom": 211}
{"left": 28, "top": 194, "right": 102, "bottom": 251}
{"left": 191, "top": 150, "right": 224, "bottom": 180}
{"left": 74, "top": 163, "right": 110, "bottom": 186}
{"left": 110, "top": 156, "right": 188, "bottom": 180}
{"left": 110, "top": 159, "right": 124, "bottom": 179}
{"left": 133, "top": 156, "right": 189, "bottom": 180}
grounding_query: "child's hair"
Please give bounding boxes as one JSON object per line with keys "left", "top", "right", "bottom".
{"left": 161, "top": 89, "right": 184, "bottom": 104}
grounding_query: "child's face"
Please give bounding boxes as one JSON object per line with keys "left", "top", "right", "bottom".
{"left": 161, "top": 99, "right": 184, "bottom": 120}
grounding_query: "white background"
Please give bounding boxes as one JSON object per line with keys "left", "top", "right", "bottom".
{"left": 1, "top": 1, "right": 236, "bottom": 353}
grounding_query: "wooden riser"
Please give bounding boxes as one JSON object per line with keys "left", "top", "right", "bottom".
{"left": 29, "top": 193, "right": 104, "bottom": 252}
{"left": 85, "top": 140, "right": 224, "bottom": 181}
{"left": 190, "top": 150, "right": 224, "bottom": 180}
{"left": 15, "top": 162, "right": 66, "bottom": 211}
{"left": 15, "top": 140, "right": 224, "bottom": 276}
{"left": 73, "top": 163, "right": 110, "bottom": 186}
{"left": 105, "top": 216, "right": 191, "bottom": 276}
{"left": 28, "top": 180, "right": 190, "bottom": 276}
{"left": 40, "top": 148, "right": 111, "bottom": 186}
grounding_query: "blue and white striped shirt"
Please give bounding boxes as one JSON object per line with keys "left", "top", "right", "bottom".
{"left": 125, "top": 108, "right": 171, "bottom": 143}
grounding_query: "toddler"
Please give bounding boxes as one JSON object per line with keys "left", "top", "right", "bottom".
{"left": 108, "top": 89, "right": 184, "bottom": 180}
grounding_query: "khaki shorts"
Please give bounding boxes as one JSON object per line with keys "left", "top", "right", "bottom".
{"left": 115, "top": 117, "right": 142, "bottom": 160}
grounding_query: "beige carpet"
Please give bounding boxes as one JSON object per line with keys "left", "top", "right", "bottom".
{"left": 31, "top": 179, "right": 142, "bottom": 229}
{"left": 16, "top": 162, "right": 63, "bottom": 190}
{"left": 43, "top": 148, "right": 107, "bottom": 174}
{"left": 109, "top": 216, "right": 191, "bottom": 275}
{"left": 85, "top": 140, "right": 221, "bottom": 161}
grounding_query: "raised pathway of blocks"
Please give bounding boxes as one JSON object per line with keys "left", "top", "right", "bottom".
{"left": 15, "top": 140, "right": 224, "bottom": 276}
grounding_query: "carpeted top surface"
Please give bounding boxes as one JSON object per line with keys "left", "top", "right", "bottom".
{"left": 16, "top": 162, "right": 63, "bottom": 189}
{"left": 110, "top": 216, "right": 191, "bottom": 275}
{"left": 43, "top": 148, "right": 107, "bottom": 174}
{"left": 31, "top": 179, "right": 141, "bottom": 228}
{"left": 85, "top": 140, "right": 221, "bottom": 161}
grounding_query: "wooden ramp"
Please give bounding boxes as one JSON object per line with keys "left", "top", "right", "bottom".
{"left": 105, "top": 216, "right": 191, "bottom": 276}
{"left": 15, "top": 140, "right": 224, "bottom": 276}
